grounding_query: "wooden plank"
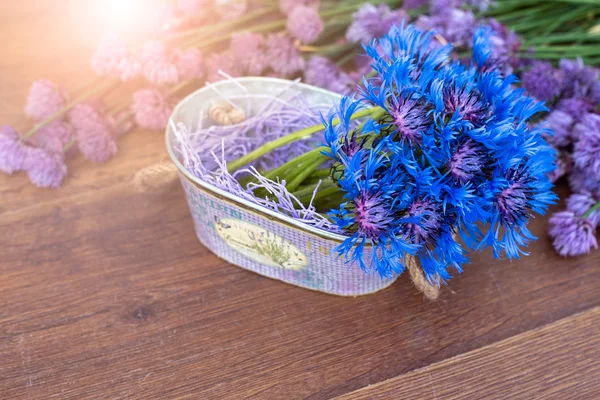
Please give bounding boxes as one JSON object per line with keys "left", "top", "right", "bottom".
{"left": 338, "top": 307, "right": 600, "bottom": 400}
{"left": 1, "top": 175, "right": 599, "bottom": 399}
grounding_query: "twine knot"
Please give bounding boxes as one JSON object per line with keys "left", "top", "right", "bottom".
{"left": 133, "top": 162, "right": 178, "bottom": 192}
{"left": 208, "top": 100, "right": 246, "bottom": 126}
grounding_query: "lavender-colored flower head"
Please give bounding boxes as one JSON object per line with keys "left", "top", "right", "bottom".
{"left": 346, "top": 4, "right": 408, "bottom": 44}
{"left": 590, "top": 81, "right": 600, "bottom": 105}
{"left": 230, "top": 32, "right": 268, "bottom": 76}
{"left": 560, "top": 58, "right": 598, "bottom": 99}
{"left": 265, "top": 34, "right": 305, "bottom": 77}
{"left": 286, "top": 6, "right": 324, "bottom": 44}
{"left": 569, "top": 167, "right": 600, "bottom": 199}
{"left": 24, "top": 144, "right": 67, "bottom": 188}
{"left": 215, "top": 0, "right": 247, "bottom": 20}
{"left": 91, "top": 35, "right": 140, "bottom": 81}
{"left": 206, "top": 51, "right": 243, "bottom": 82}
{"left": 403, "top": 0, "right": 428, "bottom": 10}
{"left": 522, "top": 61, "right": 562, "bottom": 102}
{"left": 0, "top": 125, "right": 27, "bottom": 174}
{"left": 25, "top": 80, "right": 67, "bottom": 121}
{"left": 416, "top": 9, "right": 475, "bottom": 47}
{"left": 176, "top": 0, "right": 208, "bottom": 15}
{"left": 486, "top": 19, "right": 521, "bottom": 75}
{"left": 175, "top": 48, "right": 204, "bottom": 80}
{"left": 567, "top": 191, "right": 600, "bottom": 228}
{"left": 279, "top": 0, "right": 319, "bottom": 15}
{"left": 304, "top": 56, "right": 354, "bottom": 94}
{"left": 132, "top": 89, "right": 172, "bottom": 132}
{"left": 140, "top": 41, "right": 180, "bottom": 86}
{"left": 547, "top": 148, "right": 571, "bottom": 183}
{"left": 69, "top": 104, "right": 117, "bottom": 163}
{"left": 34, "top": 120, "right": 75, "bottom": 154}
{"left": 573, "top": 113, "right": 600, "bottom": 178}
{"left": 557, "top": 97, "right": 592, "bottom": 121}
{"left": 430, "top": 0, "right": 461, "bottom": 14}
{"left": 546, "top": 110, "right": 573, "bottom": 148}
{"left": 548, "top": 211, "right": 598, "bottom": 257}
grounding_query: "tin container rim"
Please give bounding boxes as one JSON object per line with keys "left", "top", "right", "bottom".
{"left": 165, "top": 76, "right": 363, "bottom": 244}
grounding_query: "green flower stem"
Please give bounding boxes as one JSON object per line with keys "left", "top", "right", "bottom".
{"left": 263, "top": 147, "right": 323, "bottom": 181}
{"left": 285, "top": 154, "right": 329, "bottom": 192}
{"left": 23, "top": 78, "right": 118, "bottom": 140}
{"left": 227, "top": 106, "right": 381, "bottom": 173}
{"left": 583, "top": 201, "right": 600, "bottom": 219}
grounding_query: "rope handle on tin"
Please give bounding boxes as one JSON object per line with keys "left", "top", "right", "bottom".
{"left": 208, "top": 100, "right": 246, "bottom": 126}
{"left": 405, "top": 256, "right": 440, "bottom": 300}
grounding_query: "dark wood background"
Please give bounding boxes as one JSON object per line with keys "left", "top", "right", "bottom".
{"left": 1, "top": 2, "right": 599, "bottom": 399}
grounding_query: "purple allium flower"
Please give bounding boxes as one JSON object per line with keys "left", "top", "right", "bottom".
{"left": 353, "top": 190, "right": 395, "bottom": 239}
{"left": 567, "top": 191, "right": 600, "bottom": 228}
{"left": 279, "top": 0, "right": 319, "bottom": 15}
{"left": 573, "top": 113, "right": 600, "bottom": 178}
{"left": 230, "top": 32, "right": 268, "bottom": 75}
{"left": 140, "top": 41, "right": 180, "bottom": 86}
{"left": 522, "top": 61, "right": 562, "bottom": 102}
{"left": 416, "top": 9, "right": 475, "bottom": 47}
{"left": 0, "top": 125, "right": 27, "bottom": 174}
{"left": 569, "top": 167, "right": 600, "bottom": 199}
{"left": 404, "top": 199, "right": 444, "bottom": 245}
{"left": 24, "top": 144, "right": 67, "bottom": 188}
{"left": 69, "top": 104, "right": 117, "bottom": 163}
{"left": 91, "top": 34, "right": 128, "bottom": 76}
{"left": 206, "top": 51, "right": 243, "bottom": 82}
{"left": 265, "top": 34, "right": 305, "bottom": 77}
{"left": 286, "top": 6, "right": 324, "bottom": 44}
{"left": 560, "top": 58, "right": 598, "bottom": 99}
{"left": 430, "top": 0, "right": 461, "bottom": 14}
{"left": 546, "top": 110, "right": 573, "bottom": 147}
{"left": 486, "top": 19, "right": 521, "bottom": 75}
{"left": 304, "top": 56, "right": 354, "bottom": 94}
{"left": 346, "top": 4, "right": 408, "bottom": 44}
{"left": 548, "top": 211, "right": 598, "bottom": 257}
{"left": 449, "top": 139, "right": 485, "bottom": 183}
{"left": 132, "top": 89, "right": 172, "bottom": 132}
{"left": 590, "top": 81, "right": 600, "bottom": 105}
{"left": 176, "top": 0, "right": 208, "bottom": 14}
{"left": 25, "top": 80, "right": 67, "bottom": 121}
{"left": 403, "top": 0, "right": 428, "bottom": 10}
{"left": 33, "top": 120, "right": 75, "bottom": 154}
{"left": 175, "top": 48, "right": 204, "bottom": 80}
{"left": 557, "top": 98, "right": 592, "bottom": 121}
{"left": 215, "top": 0, "right": 247, "bottom": 20}
{"left": 547, "top": 148, "right": 571, "bottom": 183}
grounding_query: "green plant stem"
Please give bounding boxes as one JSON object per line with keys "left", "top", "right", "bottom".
{"left": 285, "top": 154, "right": 329, "bottom": 192}
{"left": 23, "top": 78, "right": 118, "bottom": 140}
{"left": 583, "top": 202, "right": 600, "bottom": 219}
{"left": 227, "top": 106, "right": 381, "bottom": 173}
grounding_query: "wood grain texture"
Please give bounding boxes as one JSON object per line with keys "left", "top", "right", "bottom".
{"left": 1, "top": 2, "right": 599, "bottom": 399}
{"left": 338, "top": 307, "right": 600, "bottom": 400}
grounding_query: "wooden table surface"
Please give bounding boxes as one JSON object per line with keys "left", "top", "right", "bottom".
{"left": 1, "top": 2, "right": 599, "bottom": 399}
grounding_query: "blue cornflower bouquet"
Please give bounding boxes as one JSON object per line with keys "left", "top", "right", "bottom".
{"left": 227, "top": 23, "right": 557, "bottom": 297}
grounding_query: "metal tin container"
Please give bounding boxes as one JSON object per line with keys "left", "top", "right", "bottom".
{"left": 166, "top": 77, "right": 397, "bottom": 296}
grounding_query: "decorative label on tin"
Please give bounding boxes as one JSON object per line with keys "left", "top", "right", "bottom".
{"left": 214, "top": 217, "right": 308, "bottom": 270}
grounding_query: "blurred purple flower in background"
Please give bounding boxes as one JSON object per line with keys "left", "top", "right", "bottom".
{"left": 567, "top": 191, "right": 600, "bottom": 228}
{"left": 69, "top": 104, "right": 117, "bottom": 163}
{"left": 0, "top": 125, "right": 27, "bottom": 174}
{"left": 522, "top": 61, "right": 562, "bottom": 102}
{"left": 304, "top": 56, "right": 354, "bottom": 94}
{"left": 416, "top": 9, "right": 475, "bottom": 47}
{"left": 206, "top": 51, "right": 242, "bottom": 81}
{"left": 559, "top": 58, "right": 598, "bottom": 98}
{"left": 286, "top": 6, "right": 324, "bottom": 44}
{"left": 230, "top": 32, "right": 268, "bottom": 76}
{"left": 33, "top": 120, "right": 75, "bottom": 154}
{"left": 132, "top": 89, "right": 172, "bottom": 132}
{"left": 175, "top": 48, "right": 204, "bottom": 80}
{"left": 548, "top": 211, "right": 598, "bottom": 256}
{"left": 278, "top": 0, "right": 319, "bottom": 15}
{"left": 25, "top": 80, "right": 68, "bottom": 121}
{"left": 546, "top": 110, "right": 573, "bottom": 148}
{"left": 573, "top": 113, "right": 600, "bottom": 178}
{"left": 265, "top": 34, "right": 305, "bottom": 76}
{"left": 346, "top": 4, "right": 408, "bottom": 44}
{"left": 557, "top": 97, "right": 592, "bottom": 121}
{"left": 24, "top": 144, "right": 67, "bottom": 188}
{"left": 141, "top": 41, "right": 180, "bottom": 86}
